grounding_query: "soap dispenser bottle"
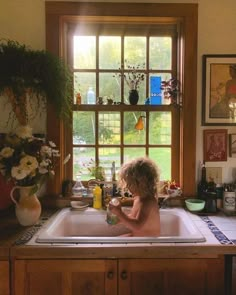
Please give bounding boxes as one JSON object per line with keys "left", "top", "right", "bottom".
{"left": 93, "top": 185, "right": 102, "bottom": 209}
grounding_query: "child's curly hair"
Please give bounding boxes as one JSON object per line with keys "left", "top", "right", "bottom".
{"left": 118, "top": 157, "right": 159, "bottom": 200}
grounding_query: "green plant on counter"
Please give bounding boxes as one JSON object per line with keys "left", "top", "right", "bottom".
{"left": 86, "top": 158, "right": 105, "bottom": 181}
{"left": 0, "top": 39, "right": 73, "bottom": 126}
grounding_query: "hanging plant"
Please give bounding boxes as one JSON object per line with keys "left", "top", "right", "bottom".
{"left": 0, "top": 39, "right": 73, "bottom": 126}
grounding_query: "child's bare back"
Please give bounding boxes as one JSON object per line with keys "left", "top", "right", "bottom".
{"left": 109, "top": 157, "right": 160, "bottom": 237}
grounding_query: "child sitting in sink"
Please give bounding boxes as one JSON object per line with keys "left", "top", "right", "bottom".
{"left": 108, "top": 157, "right": 160, "bottom": 237}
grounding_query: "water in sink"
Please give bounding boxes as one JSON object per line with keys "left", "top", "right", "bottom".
{"left": 32, "top": 207, "right": 205, "bottom": 244}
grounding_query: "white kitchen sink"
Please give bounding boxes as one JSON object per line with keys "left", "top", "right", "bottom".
{"left": 31, "top": 207, "right": 205, "bottom": 244}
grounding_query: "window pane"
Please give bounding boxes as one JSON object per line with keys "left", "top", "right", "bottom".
{"left": 149, "top": 148, "right": 171, "bottom": 180}
{"left": 99, "top": 73, "right": 121, "bottom": 102}
{"left": 73, "top": 36, "right": 96, "bottom": 69}
{"left": 99, "top": 36, "right": 121, "bottom": 69}
{"left": 124, "top": 37, "right": 146, "bottom": 66}
{"left": 74, "top": 73, "right": 96, "bottom": 104}
{"left": 149, "top": 37, "right": 172, "bottom": 70}
{"left": 73, "top": 112, "right": 95, "bottom": 144}
{"left": 124, "top": 112, "right": 146, "bottom": 144}
{"left": 98, "top": 112, "right": 120, "bottom": 144}
{"left": 99, "top": 148, "right": 121, "bottom": 180}
{"left": 124, "top": 148, "right": 146, "bottom": 162}
{"left": 149, "top": 112, "right": 171, "bottom": 145}
{"left": 73, "top": 148, "right": 95, "bottom": 181}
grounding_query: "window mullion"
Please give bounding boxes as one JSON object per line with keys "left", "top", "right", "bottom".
{"left": 146, "top": 36, "right": 150, "bottom": 99}
{"left": 121, "top": 35, "right": 125, "bottom": 103}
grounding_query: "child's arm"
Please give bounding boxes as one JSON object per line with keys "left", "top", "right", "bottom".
{"left": 109, "top": 201, "right": 146, "bottom": 231}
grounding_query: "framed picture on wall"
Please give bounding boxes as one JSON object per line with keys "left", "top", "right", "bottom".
{"left": 229, "top": 133, "right": 236, "bottom": 157}
{"left": 202, "top": 54, "right": 236, "bottom": 126}
{"left": 203, "top": 129, "right": 227, "bottom": 162}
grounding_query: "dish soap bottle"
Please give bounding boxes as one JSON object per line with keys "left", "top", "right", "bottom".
{"left": 106, "top": 198, "right": 120, "bottom": 225}
{"left": 93, "top": 185, "right": 102, "bottom": 209}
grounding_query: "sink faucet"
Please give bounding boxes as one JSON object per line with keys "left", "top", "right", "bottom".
{"left": 158, "top": 196, "right": 170, "bottom": 209}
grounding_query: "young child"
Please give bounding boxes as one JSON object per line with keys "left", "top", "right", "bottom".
{"left": 109, "top": 157, "right": 160, "bottom": 237}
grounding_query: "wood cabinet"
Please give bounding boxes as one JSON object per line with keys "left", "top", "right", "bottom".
{"left": 232, "top": 256, "right": 236, "bottom": 294}
{"left": 119, "top": 258, "right": 224, "bottom": 295}
{"left": 0, "top": 260, "right": 9, "bottom": 295}
{"left": 13, "top": 257, "right": 224, "bottom": 295}
{"left": 13, "top": 259, "right": 117, "bottom": 295}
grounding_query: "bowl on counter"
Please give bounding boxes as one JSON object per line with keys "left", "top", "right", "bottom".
{"left": 185, "top": 198, "right": 205, "bottom": 212}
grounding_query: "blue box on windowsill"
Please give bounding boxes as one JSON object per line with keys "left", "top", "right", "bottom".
{"left": 150, "top": 76, "right": 162, "bottom": 105}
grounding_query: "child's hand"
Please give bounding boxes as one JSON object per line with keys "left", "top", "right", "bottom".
{"left": 108, "top": 201, "right": 122, "bottom": 215}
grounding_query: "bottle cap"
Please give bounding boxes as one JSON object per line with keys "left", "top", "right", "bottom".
{"left": 110, "top": 198, "right": 120, "bottom": 206}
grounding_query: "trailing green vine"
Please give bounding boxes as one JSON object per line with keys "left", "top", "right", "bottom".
{"left": 0, "top": 39, "right": 73, "bottom": 126}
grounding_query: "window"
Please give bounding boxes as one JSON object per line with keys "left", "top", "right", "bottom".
{"left": 65, "top": 17, "right": 179, "bottom": 181}
{"left": 46, "top": 3, "right": 197, "bottom": 196}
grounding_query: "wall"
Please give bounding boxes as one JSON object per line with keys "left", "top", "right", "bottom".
{"left": 1, "top": 0, "right": 236, "bottom": 184}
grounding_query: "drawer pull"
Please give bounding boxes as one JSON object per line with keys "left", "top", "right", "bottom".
{"left": 121, "top": 271, "right": 128, "bottom": 280}
{"left": 107, "top": 271, "right": 114, "bottom": 279}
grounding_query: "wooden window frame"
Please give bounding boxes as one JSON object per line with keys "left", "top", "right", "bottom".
{"left": 68, "top": 20, "right": 177, "bottom": 181}
{"left": 45, "top": 2, "right": 198, "bottom": 197}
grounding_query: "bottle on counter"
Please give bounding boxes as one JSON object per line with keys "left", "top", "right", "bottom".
{"left": 93, "top": 185, "right": 102, "bottom": 209}
{"left": 197, "top": 163, "right": 208, "bottom": 199}
{"left": 216, "top": 183, "right": 224, "bottom": 209}
{"left": 106, "top": 198, "right": 120, "bottom": 225}
{"left": 111, "top": 161, "right": 117, "bottom": 197}
{"left": 72, "top": 176, "right": 85, "bottom": 197}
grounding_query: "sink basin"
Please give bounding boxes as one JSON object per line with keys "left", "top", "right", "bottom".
{"left": 32, "top": 207, "right": 205, "bottom": 244}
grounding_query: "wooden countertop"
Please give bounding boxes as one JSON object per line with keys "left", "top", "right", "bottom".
{"left": 1, "top": 208, "right": 236, "bottom": 260}
{"left": 10, "top": 243, "right": 236, "bottom": 260}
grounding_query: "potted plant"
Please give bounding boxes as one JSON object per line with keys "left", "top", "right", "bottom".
{"left": 114, "top": 60, "right": 145, "bottom": 105}
{"left": 0, "top": 39, "right": 73, "bottom": 126}
{"left": 161, "top": 78, "right": 181, "bottom": 107}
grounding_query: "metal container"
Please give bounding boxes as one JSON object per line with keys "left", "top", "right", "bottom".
{"left": 223, "top": 191, "right": 236, "bottom": 211}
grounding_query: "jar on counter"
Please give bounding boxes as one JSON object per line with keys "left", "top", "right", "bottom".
{"left": 106, "top": 198, "right": 120, "bottom": 225}
{"left": 223, "top": 191, "right": 236, "bottom": 211}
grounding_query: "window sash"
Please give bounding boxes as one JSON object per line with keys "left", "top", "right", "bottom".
{"left": 45, "top": 3, "right": 197, "bottom": 196}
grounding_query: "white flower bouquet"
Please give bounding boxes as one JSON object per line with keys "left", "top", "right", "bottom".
{"left": 0, "top": 125, "right": 60, "bottom": 192}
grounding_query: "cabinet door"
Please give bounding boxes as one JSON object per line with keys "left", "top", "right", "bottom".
{"left": 0, "top": 261, "right": 9, "bottom": 295}
{"left": 119, "top": 258, "right": 224, "bottom": 295}
{"left": 14, "top": 259, "right": 117, "bottom": 295}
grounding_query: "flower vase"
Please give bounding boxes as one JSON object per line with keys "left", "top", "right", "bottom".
{"left": 129, "top": 90, "right": 139, "bottom": 105}
{"left": 10, "top": 185, "right": 41, "bottom": 226}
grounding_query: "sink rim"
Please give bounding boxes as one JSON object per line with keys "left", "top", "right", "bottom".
{"left": 31, "top": 207, "right": 206, "bottom": 244}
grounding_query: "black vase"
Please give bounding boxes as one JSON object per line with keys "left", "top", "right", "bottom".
{"left": 129, "top": 90, "right": 139, "bottom": 105}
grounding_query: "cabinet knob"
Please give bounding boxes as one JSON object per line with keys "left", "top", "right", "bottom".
{"left": 107, "top": 271, "right": 114, "bottom": 279}
{"left": 121, "top": 271, "right": 128, "bottom": 280}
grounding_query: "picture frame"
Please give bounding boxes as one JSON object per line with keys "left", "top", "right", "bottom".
{"left": 206, "top": 167, "right": 222, "bottom": 184}
{"left": 203, "top": 129, "right": 227, "bottom": 162}
{"left": 229, "top": 133, "right": 236, "bottom": 157}
{"left": 202, "top": 54, "right": 236, "bottom": 126}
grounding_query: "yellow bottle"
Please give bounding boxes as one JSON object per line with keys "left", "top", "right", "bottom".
{"left": 93, "top": 185, "right": 102, "bottom": 209}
